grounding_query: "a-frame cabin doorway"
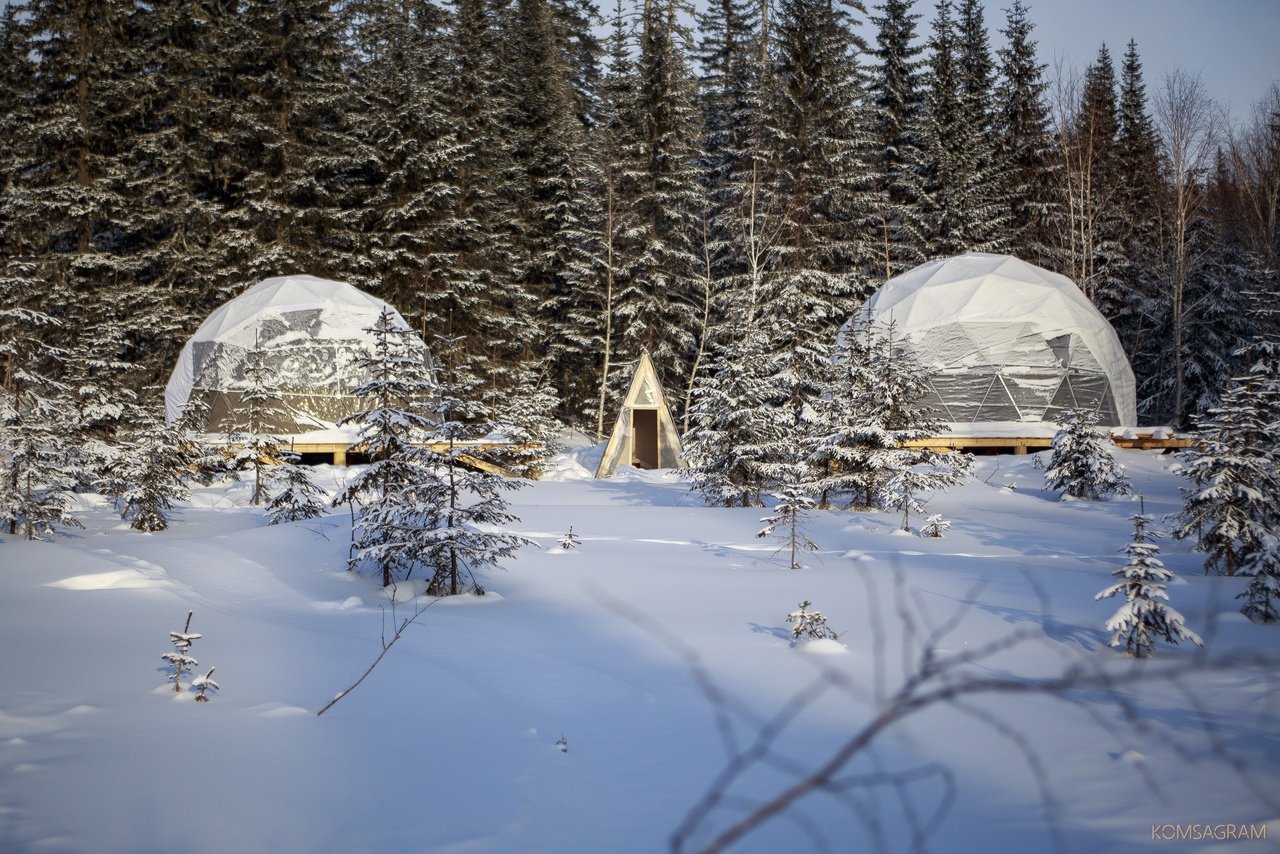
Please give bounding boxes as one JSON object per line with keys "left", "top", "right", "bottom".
{"left": 631, "top": 409, "right": 659, "bottom": 469}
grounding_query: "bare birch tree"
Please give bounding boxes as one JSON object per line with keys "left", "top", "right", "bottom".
{"left": 1153, "top": 71, "right": 1223, "bottom": 425}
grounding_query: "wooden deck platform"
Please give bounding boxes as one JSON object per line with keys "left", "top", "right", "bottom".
{"left": 901, "top": 433, "right": 1193, "bottom": 455}
{"left": 286, "top": 441, "right": 518, "bottom": 477}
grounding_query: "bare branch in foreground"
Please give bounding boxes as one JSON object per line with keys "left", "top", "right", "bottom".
{"left": 317, "top": 590, "right": 438, "bottom": 717}
{"left": 598, "top": 568, "right": 1279, "bottom": 854}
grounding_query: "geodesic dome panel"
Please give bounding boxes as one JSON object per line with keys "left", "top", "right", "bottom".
{"left": 164, "top": 275, "right": 430, "bottom": 435}
{"left": 857, "top": 254, "right": 1137, "bottom": 426}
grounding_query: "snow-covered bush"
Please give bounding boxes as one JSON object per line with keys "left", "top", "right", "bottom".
{"left": 162, "top": 612, "right": 201, "bottom": 692}
{"left": 787, "top": 601, "right": 838, "bottom": 642}
{"left": 1095, "top": 514, "right": 1202, "bottom": 658}
{"left": 920, "top": 514, "right": 950, "bottom": 538}
{"left": 1043, "top": 408, "right": 1131, "bottom": 500}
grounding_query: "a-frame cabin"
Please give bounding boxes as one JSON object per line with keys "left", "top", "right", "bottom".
{"left": 594, "top": 352, "right": 687, "bottom": 478}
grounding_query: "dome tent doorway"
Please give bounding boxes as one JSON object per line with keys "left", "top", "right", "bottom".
{"left": 594, "top": 352, "right": 687, "bottom": 478}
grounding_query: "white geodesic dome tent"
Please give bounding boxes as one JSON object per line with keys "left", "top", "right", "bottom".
{"left": 858, "top": 253, "right": 1137, "bottom": 427}
{"left": 164, "top": 274, "right": 430, "bottom": 435}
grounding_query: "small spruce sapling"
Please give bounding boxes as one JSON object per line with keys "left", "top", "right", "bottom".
{"left": 192, "top": 668, "right": 220, "bottom": 702}
{"left": 559, "top": 527, "right": 582, "bottom": 550}
{"left": 757, "top": 485, "right": 818, "bottom": 570}
{"left": 921, "top": 514, "right": 951, "bottom": 538}
{"left": 162, "top": 611, "right": 201, "bottom": 692}
{"left": 1095, "top": 512, "right": 1203, "bottom": 658}
{"left": 787, "top": 601, "right": 838, "bottom": 642}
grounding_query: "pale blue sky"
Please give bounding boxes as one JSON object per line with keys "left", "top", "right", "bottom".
{"left": 985, "top": 0, "right": 1279, "bottom": 122}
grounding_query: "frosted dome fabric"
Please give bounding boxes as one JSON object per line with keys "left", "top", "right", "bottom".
{"left": 165, "top": 275, "right": 428, "bottom": 434}
{"left": 860, "top": 253, "right": 1137, "bottom": 426}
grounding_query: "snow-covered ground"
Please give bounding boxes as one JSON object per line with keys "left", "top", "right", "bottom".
{"left": 1, "top": 448, "right": 1276, "bottom": 853}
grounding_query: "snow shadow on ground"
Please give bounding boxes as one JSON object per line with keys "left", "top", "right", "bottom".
{"left": 747, "top": 622, "right": 792, "bottom": 642}
{"left": 956, "top": 597, "right": 1107, "bottom": 651}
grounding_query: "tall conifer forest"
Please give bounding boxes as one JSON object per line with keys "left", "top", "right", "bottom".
{"left": 1, "top": 0, "right": 1277, "bottom": 449}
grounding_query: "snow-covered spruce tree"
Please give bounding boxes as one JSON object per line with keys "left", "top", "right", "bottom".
{"left": 219, "top": 341, "right": 291, "bottom": 507}
{"left": 506, "top": 0, "right": 600, "bottom": 424}
{"left": 590, "top": 2, "right": 637, "bottom": 441}
{"left": 344, "top": 0, "right": 457, "bottom": 331}
{"left": 787, "top": 600, "right": 838, "bottom": 641}
{"left": 993, "top": 0, "right": 1054, "bottom": 266}
{"left": 1104, "top": 39, "right": 1163, "bottom": 376}
{"left": 1054, "top": 44, "right": 1124, "bottom": 306}
{"left": 333, "top": 306, "right": 437, "bottom": 587}
{"left": 488, "top": 372, "right": 563, "bottom": 479}
{"left": 424, "top": 356, "right": 531, "bottom": 597}
{"left": 355, "top": 338, "right": 531, "bottom": 597}
{"left": 1143, "top": 211, "right": 1258, "bottom": 425}
{"left": 434, "top": 0, "right": 550, "bottom": 437}
{"left": 112, "top": 407, "right": 194, "bottom": 533}
{"left": 756, "top": 0, "right": 875, "bottom": 473}
{"left": 757, "top": 483, "right": 819, "bottom": 571}
{"left": 266, "top": 463, "right": 326, "bottom": 526}
{"left": 813, "top": 317, "right": 972, "bottom": 512}
{"left": 216, "top": 0, "right": 362, "bottom": 288}
{"left": 694, "top": 0, "right": 761, "bottom": 203}
{"left": 1042, "top": 408, "right": 1131, "bottom": 501}
{"left": 1095, "top": 512, "right": 1202, "bottom": 658}
{"left": 684, "top": 323, "right": 780, "bottom": 507}
{"left": 1171, "top": 339, "right": 1280, "bottom": 575}
{"left": 867, "top": 0, "right": 929, "bottom": 278}
{"left": 613, "top": 0, "right": 705, "bottom": 400}
{"left": 918, "top": 0, "right": 1004, "bottom": 256}
{"left": 0, "top": 308, "right": 81, "bottom": 540}
{"left": 1238, "top": 532, "right": 1280, "bottom": 624}
{"left": 63, "top": 318, "right": 144, "bottom": 493}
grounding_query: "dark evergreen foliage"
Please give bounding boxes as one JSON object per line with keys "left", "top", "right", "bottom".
{"left": 994, "top": 0, "right": 1053, "bottom": 265}
{"left": 0, "top": 0, "right": 1271, "bottom": 500}
{"left": 1171, "top": 339, "right": 1280, "bottom": 576}
{"left": 867, "top": 0, "right": 928, "bottom": 278}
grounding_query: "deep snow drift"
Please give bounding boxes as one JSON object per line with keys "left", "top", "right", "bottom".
{"left": 0, "top": 449, "right": 1276, "bottom": 853}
